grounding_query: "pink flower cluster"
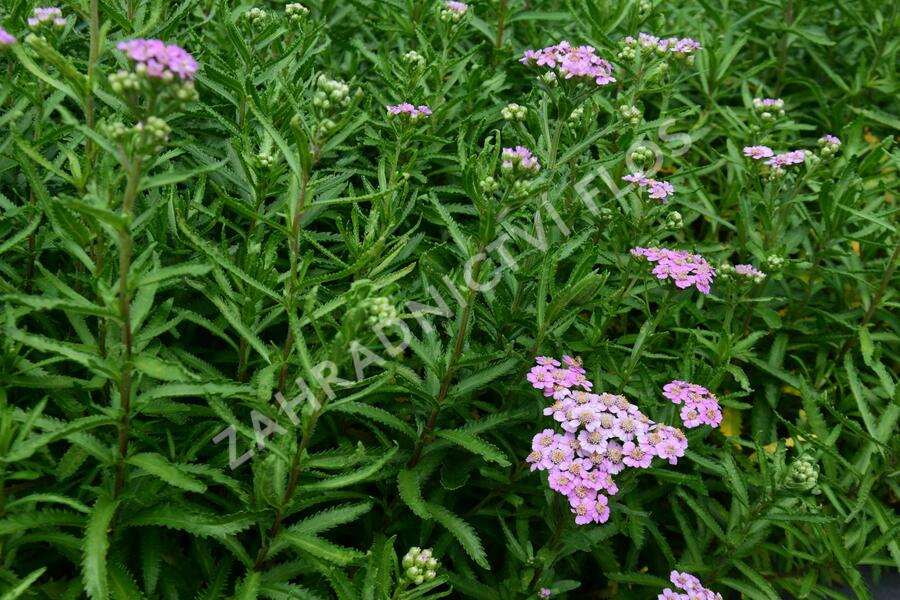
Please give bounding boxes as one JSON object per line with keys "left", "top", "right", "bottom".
{"left": 742, "top": 145, "right": 773, "bottom": 160}
{"left": 116, "top": 39, "right": 199, "bottom": 80}
{"left": 630, "top": 247, "right": 716, "bottom": 294}
{"left": 0, "top": 27, "right": 15, "bottom": 46}
{"left": 659, "top": 571, "right": 722, "bottom": 600}
{"left": 28, "top": 7, "right": 66, "bottom": 28}
{"left": 622, "top": 172, "right": 675, "bottom": 202}
{"left": 662, "top": 380, "right": 722, "bottom": 429}
{"left": 520, "top": 41, "right": 615, "bottom": 86}
{"left": 445, "top": 1, "right": 468, "bottom": 14}
{"left": 387, "top": 103, "right": 432, "bottom": 122}
{"left": 753, "top": 97, "right": 783, "bottom": 109}
{"left": 626, "top": 33, "right": 702, "bottom": 55}
{"left": 765, "top": 150, "right": 805, "bottom": 168}
{"left": 734, "top": 263, "right": 766, "bottom": 281}
{"left": 743, "top": 146, "right": 805, "bottom": 172}
{"left": 502, "top": 146, "right": 541, "bottom": 174}
{"left": 527, "top": 356, "right": 689, "bottom": 525}
{"left": 819, "top": 134, "right": 841, "bottom": 146}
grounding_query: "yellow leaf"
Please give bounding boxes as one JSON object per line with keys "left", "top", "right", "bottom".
{"left": 719, "top": 406, "right": 742, "bottom": 438}
{"left": 851, "top": 241, "right": 861, "bottom": 256}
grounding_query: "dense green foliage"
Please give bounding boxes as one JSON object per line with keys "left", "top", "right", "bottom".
{"left": 0, "top": 1, "right": 898, "bottom": 599}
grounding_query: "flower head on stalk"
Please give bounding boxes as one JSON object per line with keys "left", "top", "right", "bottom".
{"left": 28, "top": 7, "right": 67, "bottom": 31}
{"left": 659, "top": 571, "right": 723, "bottom": 600}
{"left": 106, "top": 40, "right": 199, "bottom": 154}
{"left": 622, "top": 172, "right": 675, "bottom": 202}
{"left": 630, "top": 247, "right": 716, "bottom": 294}
{"left": 521, "top": 41, "right": 615, "bottom": 86}
{"left": 753, "top": 97, "right": 785, "bottom": 122}
{"left": 441, "top": 1, "right": 469, "bottom": 22}
{"left": 619, "top": 33, "right": 702, "bottom": 64}
{"left": 0, "top": 27, "right": 16, "bottom": 46}
{"left": 116, "top": 39, "right": 199, "bottom": 81}
{"left": 662, "top": 381, "right": 723, "bottom": 429}
{"left": 764, "top": 150, "right": 805, "bottom": 176}
{"left": 818, "top": 134, "right": 841, "bottom": 158}
{"left": 286, "top": 3, "right": 309, "bottom": 23}
{"left": 387, "top": 103, "right": 432, "bottom": 123}
{"left": 743, "top": 145, "right": 774, "bottom": 160}
{"left": 719, "top": 262, "right": 767, "bottom": 284}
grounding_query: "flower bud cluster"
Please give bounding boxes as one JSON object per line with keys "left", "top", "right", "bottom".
{"left": 28, "top": 7, "right": 67, "bottom": 31}
{"left": 766, "top": 254, "right": 784, "bottom": 271}
{"left": 285, "top": 3, "right": 309, "bottom": 23}
{"left": 665, "top": 210, "right": 683, "bottom": 230}
{"left": 629, "top": 146, "right": 655, "bottom": 167}
{"left": 818, "top": 134, "right": 841, "bottom": 158}
{"left": 538, "top": 71, "right": 558, "bottom": 86}
{"left": 440, "top": 1, "right": 469, "bottom": 23}
{"left": 753, "top": 97, "right": 785, "bottom": 122}
{"left": 568, "top": 106, "right": 584, "bottom": 124}
{"left": 313, "top": 74, "right": 351, "bottom": 112}
{"left": 109, "top": 70, "right": 141, "bottom": 93}
{"left": 242, "top": 7, "right": 269, "bottom": 27}
{"left": 618, "top": 104, "right": 642, "bottom": 126}
{"left": 597, "top": 206, "right": 614, "bottom": 222}
{"left": 104, "top": 116, "right": 171, "bottom": 153}
{"left": 784, "top": 455, "right": 820, "bottom": 494}
{"left": 501, "top": 103, "right": 527, "bottom": 122}
{"left": 401, "top": 547, "right": 439, "bottom": 585}
{"left": 257, "top": 151, "right": 277, "bottom": 168}
{"left": 479, "top": 176, "right": 499, "bottom": 194}
{"left": 364, "top": 296, "right": 398, "bottom": 328}
{"left": 402, "top": 50, "right": 425, "bottom": 69}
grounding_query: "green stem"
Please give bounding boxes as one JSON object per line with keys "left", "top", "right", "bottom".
{"left": 253, "top": 404, "right": 322, "bottom": 570}
{"left": 113, "top": 155, "right": 144, "bottom": 499}
{"left": 495, "top": 0, "right": 508, "bottom": 50}
{"left": 277, "top": 159, "right": 314, "bottom": 394}
{"left": 407, "top": 251, "right": 485, "bottom": 469}
{"left": 85, "top": 0, "right": 100, "bottom": 170}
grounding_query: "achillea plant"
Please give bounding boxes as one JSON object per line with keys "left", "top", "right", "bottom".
{"left": 0, "top": 1, "right": 897, "bottom": 599}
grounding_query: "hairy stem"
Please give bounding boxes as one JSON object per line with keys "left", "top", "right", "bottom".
{"left": 113, "top": 155, "right": 144, "bottom": 499}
